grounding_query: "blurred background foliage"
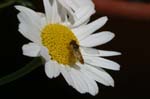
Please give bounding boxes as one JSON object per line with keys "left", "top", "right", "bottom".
{"left": 0, "top": 0, "right": 35, "bottom": 10}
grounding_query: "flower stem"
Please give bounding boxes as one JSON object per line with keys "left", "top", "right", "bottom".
{"left": 0, "top": 57, "right": 43, "bottom": 86}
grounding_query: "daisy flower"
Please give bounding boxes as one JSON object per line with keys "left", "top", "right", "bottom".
{"left": 15, "top": 0, "right": 121, "bottom": 96}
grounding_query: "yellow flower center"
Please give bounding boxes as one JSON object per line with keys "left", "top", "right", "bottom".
{"left": 41, "top": 24, "right": 78, "bottom": 65}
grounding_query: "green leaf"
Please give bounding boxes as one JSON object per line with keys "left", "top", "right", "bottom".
{"left": 0, "top": 57, "right": 43, "bottom": 86}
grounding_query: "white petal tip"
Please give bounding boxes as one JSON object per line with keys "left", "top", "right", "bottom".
{"left": 117, "top": 65, "right": 121, "bottom": 70}
{"left": 108, "top": 32, "right": 115, "bottom": 38}
{"left": 102, "top": 16, "right": 108, "bottom": 21}
{"left": 109, "top": 80, "right": 115, "bottom": 87}
{"left": 22, "top": 43, "right": 41, "bottom": 57}
{"left": 114, "top": 52, "right": 122, "bottom": 56}
{"left": 90, "top": 92, "right": 98, "bottom": 96}
{"left": 14, "top": 5, "right": 19, "bottom": 9}
{"left": 45, "top": 61, "right": 61, "bottom": 79}
{"left": 45, "top": 62, "right": 53, "bottom": 79}
{"left": 113, "top": 65, "right": 120, "bottom": 71}
{"left": 14, "top": 5, "right": 23, "bottom": 10}
{"left": 111, "top": 84, "right": 115, "bottom": 87}
{"left": 111, "top": 78, "right": 115, "bottom": 85}
{"left": 105, "top": 31, "right": 115, "bottom": 42}
{"left": 100, "top": 50, "right": 122, "bottom": 57}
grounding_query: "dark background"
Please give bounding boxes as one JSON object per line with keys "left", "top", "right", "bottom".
{"left": 0, "top": 1, "right": 150, "bottom": 98}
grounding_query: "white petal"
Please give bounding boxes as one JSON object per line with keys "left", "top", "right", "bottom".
{"left": 58, "top": 4, "right": 67, "bottom": 22}
{"left": 80, "top": 31, "right": 115, "bottom": 47}
{"left": 82, "top": 73, "right": 98, "bottom": 96}
{"left": 37, "top": 12, "right": 45, "bottom": 17}
{"left": 53, "top": 62, "right": 60, "bottom": 77}
{"left": 81, "top": 47, "right": 121, "bottom": 57}
{"left": 77, "top": 63, "right": 114, "bottom": 87}
{"left": 60, "top": 66, "right": 74, "bottom": 87}
{"left": 78, "top": 66, "right": 99, "bottom": 95}
{"left": 61, "top": 65, "right": 98, "bottom": 95}
{"left": 60, "top": 0, "right": 94, "bottom": 12}
{"left": 22, "top": 43, "right": 41, "bottom": 57}
{"left": 58, "top": 0, "right": 94, "bottom": 14}
{"left": 40, "top": 16, "right": 47, "bottom": 29}
{"left": 37, "top": 12, "right": 47, "bottom": 29}
{"left": 45, "top": 61, "right": 60, "bottom": 79}
{"left": 71, "top": 0, "right": 94, "bottom": 8}
{"left": 57, "top": 0, "right": 74, "bottom": 15}
{"left": 45, "top": 61, "right": 53, "bottom": 78}
{"left": 61, "top": 0, "right": 79, "bottom": 12}
{"left": 83, "top": 56, "right": 120, "bottom": 71}
{"left": 70, "top": 68, "right": 88, "bottom": 94}
{"left": 15, "top": 6, "right": 43, "bottom": 29}
{"left": 51, "top": 0, "right": 61, "bottom": 23}
{"left": 58, "top": 0, "right": 95, "bottom": 27}
{"left": 72, "top": 16, "right": 108, "bottom": 40}
{"left": 43, "top": 0, "right": 52, "bottom": 23}
{"left": 18, "top": 22, "right": 41, "bottom": 44}
{"left": 40, "top": 46, "right": 51, "bottom": 62}
{"left": 82, "top": 67, "right": 110, "bottom": 87}
{"left": 16, "top": 6, "right": 44, "bottom": 44}
{"left": 73, "top": 6, "right": 95, "bottom": 27}
{"left": 96, "top": 50, "right": 121, "bottom": 57}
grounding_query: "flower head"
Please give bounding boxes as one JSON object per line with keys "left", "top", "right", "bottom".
{"left": 16, "top": 0, "right": 121, "bottom": 96}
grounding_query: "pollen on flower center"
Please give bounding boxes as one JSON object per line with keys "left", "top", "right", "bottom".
{"left": 41, "top": 24, "right": 78, "bottom": 65}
